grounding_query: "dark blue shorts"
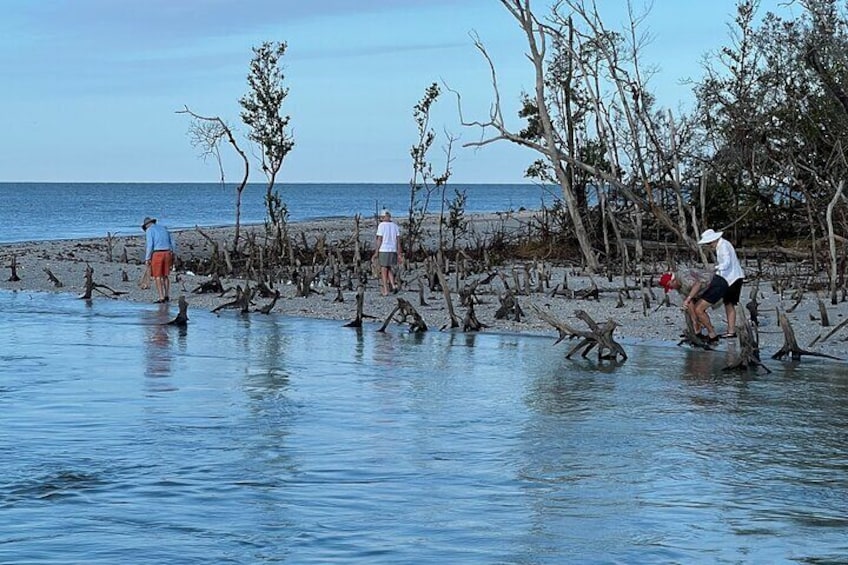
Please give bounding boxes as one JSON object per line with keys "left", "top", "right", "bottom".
{"left": 698, "top": 275, "right": 728, "bottom": 305}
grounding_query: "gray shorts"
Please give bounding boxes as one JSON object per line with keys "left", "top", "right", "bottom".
{"left": 378, "top": 252, "right": 397, "bottom": 267}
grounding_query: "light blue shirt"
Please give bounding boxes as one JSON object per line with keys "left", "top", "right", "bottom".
{"left": 145, "top": 223, "right": 175, "bottom": 261}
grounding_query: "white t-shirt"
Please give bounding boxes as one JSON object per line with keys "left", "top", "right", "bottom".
{"left": 716, "top": 238, "right": 744, "bottom": 286}
{"left": 376, "top": 221, "right": 400, "bottom": 252}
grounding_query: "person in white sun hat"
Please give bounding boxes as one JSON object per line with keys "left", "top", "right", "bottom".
{"left": 698, "top": 228, "right": 745, "bottom": 339}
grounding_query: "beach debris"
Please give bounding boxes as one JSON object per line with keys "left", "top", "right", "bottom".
{"left": 532, "top": 304, "right": 627, "bottom": 362}
{"left": 378, "top": 297, "right": 427, "bottom": 333}
{"left": 43, "top": 267, "right": 64, "bottom": 288}
{"left": 771, "top": 308, "right": 842, "bottom": 362}
{"left": 191, "top": 273, "right": 226, "bottom": 295}
{"left": 677, "top": 310, "right": 716, "bottom": 350}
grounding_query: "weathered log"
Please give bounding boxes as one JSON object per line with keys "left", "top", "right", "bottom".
{"left": 817, "top": 298, "right": 830, "bottom": 327}
{"left": 211, "top": 285, "right": 253, "bottom": 314}
{"left": 677, "top": 309, "right": 715, "bottom": 350}
{"left": 771, "top": 308, "right": 841, "bottom": 361}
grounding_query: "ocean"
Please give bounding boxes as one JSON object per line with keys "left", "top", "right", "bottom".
{"left": 0, "top": 182, "right": 555, "bottom": 243}
{"left": 2, "top": 182, "right": 848, "bottom": 562}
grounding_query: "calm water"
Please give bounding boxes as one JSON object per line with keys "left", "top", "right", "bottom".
{"left": 1, "top": 290, "right": 847, "bottom": 563}
{"left": 0, "top": 182, "right": 554, "bottom": 243}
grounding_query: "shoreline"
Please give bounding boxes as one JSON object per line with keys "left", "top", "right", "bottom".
{"left": 2, "top": 214, "right": 846, "bottom": 366}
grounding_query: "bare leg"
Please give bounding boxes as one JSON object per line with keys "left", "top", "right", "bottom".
{"left": 694, "top": 301, "right": 718, "bottom": 338}
{"left": 163, "top": 275, "right": 171, "bottom": 301}
{"left": 380, "top": 267, "right": 389, "bottom": 296}
{"left": 154, "top": 277, "right": 166, "bottom": 301}
{"left": 686, "top": 301, "right": 702, "bottom": 333}
{"left": 725, "top": 303, "right": 736, "bottom": 335}
{"left": 386, "top": 267, "right": 396, "bottom": 292}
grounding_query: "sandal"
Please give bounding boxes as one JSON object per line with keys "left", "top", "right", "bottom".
{"left": 707, "top": 335, "right": 720, "bottom": 344}
{"left": 721, "top": 333, "right": 737, "bottom": 339}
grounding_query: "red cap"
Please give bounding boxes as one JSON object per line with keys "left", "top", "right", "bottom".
{"left": 659, "top": 272, "right": 674, "bottom": 293}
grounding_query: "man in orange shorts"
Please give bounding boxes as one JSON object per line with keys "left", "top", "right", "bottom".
{"left": 142, "top": 216, "right": 176, "bottom": 303}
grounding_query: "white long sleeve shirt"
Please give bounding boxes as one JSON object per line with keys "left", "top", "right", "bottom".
{"left": 715, "top": 238, "right": 744, "bottom": 286}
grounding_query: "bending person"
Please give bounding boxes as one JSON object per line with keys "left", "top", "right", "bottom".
{"left": 659, "top": 267, "right": 723, "bottom": 343}
{"left": 142, "top": 216, "right": 176, "bottom": 304}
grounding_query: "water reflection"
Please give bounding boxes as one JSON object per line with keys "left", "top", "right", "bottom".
{"left": 143, "top": 306, "right": 177, "bottom": 389}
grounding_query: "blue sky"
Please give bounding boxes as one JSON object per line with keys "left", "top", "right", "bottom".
{"left": 1, "top": 0, "right": 793, "bottom": 184}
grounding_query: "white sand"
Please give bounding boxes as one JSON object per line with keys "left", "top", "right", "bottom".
{"left": 1, "top": 214, "right": 845, "bottom": 365}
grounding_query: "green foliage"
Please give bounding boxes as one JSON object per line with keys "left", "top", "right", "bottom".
{"left": 240, "top": 41, "right": 295, "bottom": 180}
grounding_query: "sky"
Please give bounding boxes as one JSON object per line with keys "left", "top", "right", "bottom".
{"left": 1, "top": 0, "right": 795, "bottom": 184}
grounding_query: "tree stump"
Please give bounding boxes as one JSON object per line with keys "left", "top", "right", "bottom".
{"left": 344, "top": 286, "right": 367, "bottom": 328}
{"left": 771, "top": 308, "right": 841, "bottom": 362}
{"left": 495, "top": 290, "right": 524, "bottom": 322}
{"left": 7, "top": 255, "right": 21, "bottom": 282}
{"left": 378, "top": 297, "right": 427, "bottom": 333}
{"left": 462, "top": 302, "right": 487, "bottom": 332}
{"left": 167, "top": 296, "right": 190, "bottom": 327}
{"left": 724, "top": 306, "right": 771, "bottom": 373}
{"left": 79, "top": 264, "right": 127, "bottom": 300}
{"left": 677, "top": 310, "right": 715, "bottom": 350}
{"left": 44, "top": 267, "right": 64, "bottom": 288}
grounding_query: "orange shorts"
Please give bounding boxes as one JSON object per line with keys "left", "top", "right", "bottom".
{"left": 149, "top": 250, "right": 173, "bottom": 277}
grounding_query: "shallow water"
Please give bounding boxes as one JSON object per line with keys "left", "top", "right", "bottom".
{"left": 1, "top": 290, "right": 847, "bottom": 563}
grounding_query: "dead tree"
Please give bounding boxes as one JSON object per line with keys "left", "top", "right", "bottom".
{"left": 43, "top": 267, "right": 64, "bottom": 288}
{"left": 192, "top": 273, "right": 226, "bottom": 295}
{"left": 771, "top": 308, "right": 841, "bottom": 362}
{"left": 167, "top": 296, "right": 190, "bottom": 327}
{"left": 378, "top": 297, "right": 427, "bottom": 333}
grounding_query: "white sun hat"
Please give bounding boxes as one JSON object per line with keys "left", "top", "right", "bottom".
{"left": 698, "top": 228, "right": 723, "bottom": 245}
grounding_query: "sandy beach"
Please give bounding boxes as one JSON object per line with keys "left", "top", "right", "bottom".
{"left": 2, "top": 213, "right": 845, "bottom": 366}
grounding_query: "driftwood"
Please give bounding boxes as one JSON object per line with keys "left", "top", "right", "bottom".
{"left": 167, "top": 295, "right": 190, "bottom": 327}
{"left": 79, "top": 264, "right": 127, "bottom": 300}
{"left": 43, "top": 267, "right": 64, "bottom": 288}
{"left": 532, "top": 304, "right": 627, "bottom": 362}
{"left": 771, "top": 308, "right": 842, "bottom": 361}
{"left": 378, "top": 297, "right": 427, "bottom": 333}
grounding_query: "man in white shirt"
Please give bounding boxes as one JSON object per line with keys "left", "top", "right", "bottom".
{"left": 372, "top": 209, "right": 403, "bottom": 296}
{"left": 698, "top": 228, "right": 745, "bottom": 338}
